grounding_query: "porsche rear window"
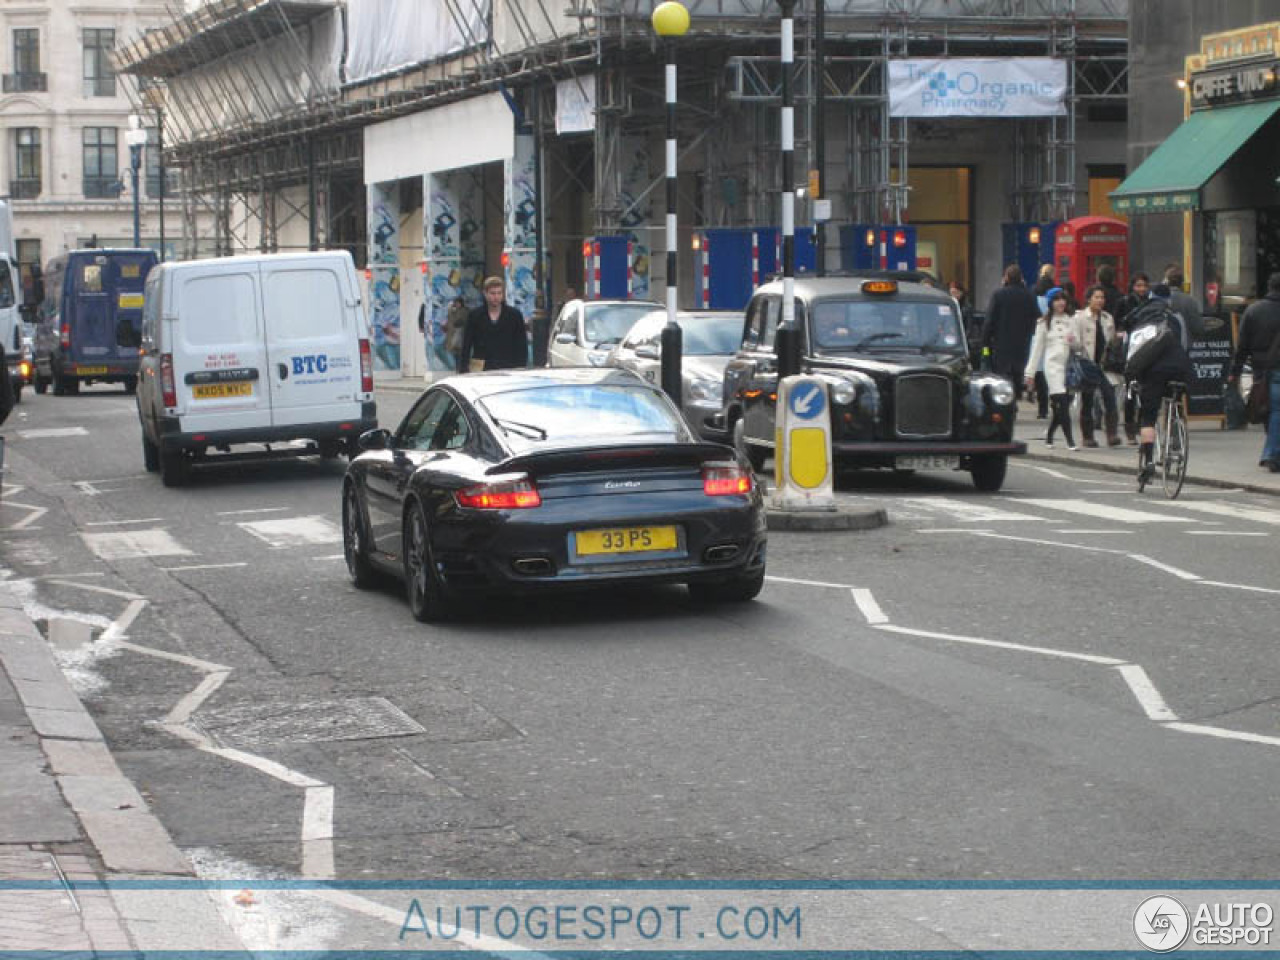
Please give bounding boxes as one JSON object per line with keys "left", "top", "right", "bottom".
{"left": 479, "top": 384, "right": 681, "bottom": 441}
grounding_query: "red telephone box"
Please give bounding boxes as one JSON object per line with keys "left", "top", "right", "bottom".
{"left": 1054, "top": 216, "right": 1128, "bottom": 297}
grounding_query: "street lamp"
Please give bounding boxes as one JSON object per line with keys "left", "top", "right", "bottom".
{"left": 125, "top": 114, "right": 148, "bottom": 249}
{"left": 652, "top": 0, "right": 689, "bottom": 408}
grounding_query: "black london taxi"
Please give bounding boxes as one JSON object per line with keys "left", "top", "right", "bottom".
{"left": 722, "top": 274, "right": 1026, "bottom": 491}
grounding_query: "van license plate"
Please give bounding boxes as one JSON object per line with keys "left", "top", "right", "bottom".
{"left": 896, "top": 455, "right": 959, "bottom": 471}
{"left": 193, "top": 382, "right": 253, "bottom": 399}
{"left": 575, "top": 526, "right": 678, "bottom": 556}
{"left": 76, "top": 365, "right": 108, "bottom": 375}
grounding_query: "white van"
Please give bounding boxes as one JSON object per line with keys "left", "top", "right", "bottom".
{"left": 136, "top": 251, "right": 377, "bottom": 486}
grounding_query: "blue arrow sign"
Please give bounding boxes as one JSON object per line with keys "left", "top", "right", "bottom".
{"left": 789, "top": 380, "right": 825, "bottom": 420}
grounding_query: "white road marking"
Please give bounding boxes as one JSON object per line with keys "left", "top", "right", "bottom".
{"left": 301, "top": 786, "right": 336, "bottom": 880}
{"left": 75, "top": 481, "right": 102, "bottom": 496}
{"left": 114, "top": 640, "right": 228, "bottom": 674}
{"left": 916, "top": 527, "right": 994, "bottom": 534}
{"left": 30, "top": 572, "right": 104, "bottom": 581}
{"left": 84, "top": 518, "right": 164, "bottom": 526}
{"left": 164, "top": 671, "right": 231, "bottom": 725}
{"left": 315, "top": 554, "right": 345, "bottom": 561}
{"left": 850, "top": 588, "right": 888, "bottom": 624}
{"left": 1186, "top": 530, "right": 1268, "bottom": 537}
{"left": 1, "top": 501, "right": 48, "bottom": 531}
{"left": 100, "top": 598, "right": 148, "bottom": 642}
{"left": 1052, "top": 529, "right": 1134, "bottom": 534}
{"left": 159, "top": 562, "right": 250, "bottom": 572}
{"left": 18, "top": 427, "right": 89, "bottom": 439}
{"left": 81, "top": 529, "right": 194, "bottom": 560}
{"left": 1012, "top": 498, "right": 1198, "bottom": 524}
{"left": 765, "top": 574, "right": 855, "bottom": 590}
{"left": 217, "top": 507, "right": 289, "bottom": 516}
{"left": 875, "top": 623, "right": 1127, "bottom": 665}
{"left": 1153, "top": 500, "right": 1280, "bottom": 525}
{"left": 237, "top": 515, "right": 340, "bottom": 548}
{"left": 1126, "top": 554, "right": 1201, "bottom": 581}
{"left": 972, "top": 531, "right": 1128, "bottom": 555}
{"left": 1197, "top": 580, "right": 1280, "bottom": 595}
{"left": 1164, "top": 722, "right": 1280, "bottom": 748}
{"left": 1014, "top": 463, "right": 1074, "bottom": 480}
{"left": 1116, "top": 664, "right": 1179, "bottom": 721}
{"left": 903, "top": 496, "right": 1046, "bottom": 523}
{"left": 45, "top": 580, "right": 144, "bottom": 600}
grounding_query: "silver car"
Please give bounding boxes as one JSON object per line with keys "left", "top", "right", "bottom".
{"left": 606, "top": 310, "right": 742, "bottom": 442}
{"left": 546, "top": 298, "right": 663, "bottom": 368}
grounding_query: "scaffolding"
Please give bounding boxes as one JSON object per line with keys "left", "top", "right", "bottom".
{"left": 113, "top": 0, "right": 1128, "bottom": 257}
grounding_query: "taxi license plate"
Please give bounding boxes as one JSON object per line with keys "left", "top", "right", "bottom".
{"left": 76, "top": 365, "right": 108, "bottom": 375}
{"left": 896, "top": 455, "right": 959, "bottom": 471}
{"left": 193, "top": 382, "right": 254, "bottom": 399}
{"left": 575, "top": 525, "right": 678, "bottom": 557}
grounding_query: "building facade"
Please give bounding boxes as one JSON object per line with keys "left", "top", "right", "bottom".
{"left": 0, "top": 0, "right": 208, "bottom": 297}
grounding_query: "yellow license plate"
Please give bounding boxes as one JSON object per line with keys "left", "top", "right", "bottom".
{"left": 192, "top": 381, "right": 254, "bottom": 399}
{"left": 575, "top": 525, "right": 678, "bottom": 556}
{"left": 118, "top": 293, "right": 144, "bottom": 309}
{"left": 76, "top": 365, "right": 108, "bottom": 375}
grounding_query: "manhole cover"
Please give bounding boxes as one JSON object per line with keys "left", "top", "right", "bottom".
{"left": 189, "top": 697, "right": 426, "bottom": 749}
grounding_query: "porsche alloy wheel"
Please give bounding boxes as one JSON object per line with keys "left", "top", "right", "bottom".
{"left": 403, "top": 501, "right": 450, "bottom": 622}
{"left": 343, "top": 483, "right": 378, "bottom": 589}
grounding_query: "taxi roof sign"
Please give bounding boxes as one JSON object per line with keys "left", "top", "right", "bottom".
{"left": 861, "top": 279, "right": 898, "bottom": 295}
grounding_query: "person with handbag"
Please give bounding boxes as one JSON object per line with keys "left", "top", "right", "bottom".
{"left": 1071, "top": 285, "right": 1121, "bottom": 447}
{"left": 1024, "top": 287, "right": 1080, "bottom": 450}
{"left": 1228, "top": 271, "right": 1280, "bottom": 472}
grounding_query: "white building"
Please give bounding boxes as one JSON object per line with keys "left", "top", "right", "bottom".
{"left": 0, "top": 0, "right": 208, "bottom": 295}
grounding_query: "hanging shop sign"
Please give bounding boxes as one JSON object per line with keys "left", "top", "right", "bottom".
{"left": 1190, "top": 61, "right": 1280, "bottom": 110}
{"left": 888, "top": 58, "right": 1067, "bottom": 118}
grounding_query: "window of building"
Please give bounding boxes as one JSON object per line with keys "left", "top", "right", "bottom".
{"left": 15, "top": 238, "right": 41, "bottom": 306}
{"left": 12, "top": 128, "right": 40, "bottom": 198}
{"left": 83, "top": 28, "right": 116, "bottom": 98}
{"left": 6, "top": 28, "right": 47, "bottom": 93}
{"left": 83, "top": 127, "right": 118, "bottom": 198}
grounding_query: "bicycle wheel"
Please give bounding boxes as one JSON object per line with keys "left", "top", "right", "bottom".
{"left": 1161, "top": 408, "right": 1188, "bottom": 499}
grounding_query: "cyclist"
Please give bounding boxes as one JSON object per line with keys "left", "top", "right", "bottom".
{"left": 1127, "top": 283, "right": 1197, "bottom": 484}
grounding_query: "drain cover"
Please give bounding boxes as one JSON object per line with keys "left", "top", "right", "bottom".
{"left": 189, "top": 697, "right": 426, "bottom": 749}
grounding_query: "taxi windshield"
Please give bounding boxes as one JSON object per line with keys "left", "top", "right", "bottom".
{"left": 809, "top": 298, "right": 965, "bottom": 355}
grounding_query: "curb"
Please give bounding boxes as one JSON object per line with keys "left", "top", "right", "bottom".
{"left": 0, "top": 583, "right": 246, "bottom": 951}
{"left": 1021, "top": 449, "right": 1280, "bottom": 498}
{"left": 766, "top": 504, "right": 889, "bottom": 531}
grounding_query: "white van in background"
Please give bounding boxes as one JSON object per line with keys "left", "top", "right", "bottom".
{"left": 137, "top": 251, "right": 378, "bottom": 486}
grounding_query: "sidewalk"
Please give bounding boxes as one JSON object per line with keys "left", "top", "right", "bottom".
{"left": 0, "top": 587, "right": 246, "bottom": 953}
{"left": 1012, "top": 399, "right": 1280, "bottom": 496}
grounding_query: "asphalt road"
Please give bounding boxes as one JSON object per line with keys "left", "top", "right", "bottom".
{"left": 3, "top": 384, "right": 1280, "bottom": 896}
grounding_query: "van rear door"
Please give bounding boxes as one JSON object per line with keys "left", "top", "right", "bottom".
{"left": 170, "top": 261, "right": 273, "bottom": 432}
{"left": 67, "top": 255, "right": 113, "bottom": 369}
{"left": 105, "top": 252, "right": 153, "bottom": 368}
{"left": 259, "top": 258, "right": 363, "bottom": 428}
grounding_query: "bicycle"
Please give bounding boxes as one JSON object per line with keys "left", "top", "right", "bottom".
{"left": 1130, "top": 379, "right": 1188, "bottom": 499}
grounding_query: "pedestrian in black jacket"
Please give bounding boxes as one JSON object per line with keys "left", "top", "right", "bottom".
{"left": 457, "top": 276, "right": 529, "bottom": 374}
{"left": 1096, "top": 263, "right": 1123, "bottom": 321}
{"left": 983, "top": 264, "right": 1040, "bottom": 398}
{"left": 1229, "top": 272, "right": 1280, "bottom": 471}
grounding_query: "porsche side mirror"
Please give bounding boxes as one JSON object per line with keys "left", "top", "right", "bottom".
{"left": 357, "top": 428, "right": 392, "bottom": 451}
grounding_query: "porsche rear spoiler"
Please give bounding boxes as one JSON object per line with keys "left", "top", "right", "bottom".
{"left": 487, "top": 442, "right": 737, "bottom": 477}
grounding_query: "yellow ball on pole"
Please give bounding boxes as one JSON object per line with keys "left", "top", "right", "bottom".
{"left": 652, "top": 1, "right": 690, "bottom": 37}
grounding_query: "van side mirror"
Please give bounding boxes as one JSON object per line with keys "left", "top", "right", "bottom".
{"left": 554, "top": 332, "right": 575, "bottom": 345}
{"left": 634, "top": 344, "right": 660, "bottom": 361}
{"left": 357, "top": 428, "right": 392, "bottom": 451}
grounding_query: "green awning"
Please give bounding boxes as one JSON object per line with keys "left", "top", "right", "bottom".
{"left": 1110, "top": 100, "right": 1280, "bottom": 214}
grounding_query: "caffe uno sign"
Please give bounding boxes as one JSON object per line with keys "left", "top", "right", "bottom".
{"left": 1187, "top": 22, "right": 1280, "bottom": 110}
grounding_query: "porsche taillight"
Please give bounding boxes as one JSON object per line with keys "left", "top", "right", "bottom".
{"left": 455, "top": 477, "right": 542, "bottom": 510}
{"left": 702, "top": 463, "right": 754, "bottom": 496}
{"left": 359, "top": 338, "right": 373, "bottom": 394}
{"left": 160, "top": 353, "right": 177, "bottom": 407}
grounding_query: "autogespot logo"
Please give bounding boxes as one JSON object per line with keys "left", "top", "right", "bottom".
{"left": 1134, "top": 896, "right": 1191, "bottom": 952}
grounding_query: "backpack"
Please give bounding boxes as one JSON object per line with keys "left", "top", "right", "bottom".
{"left": 1124, "top": 303, "right": 1183, "bottom": 380}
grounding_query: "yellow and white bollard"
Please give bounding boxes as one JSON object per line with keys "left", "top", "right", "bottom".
{"left": 772, "top": 375, "right": 835, "bottom": 510}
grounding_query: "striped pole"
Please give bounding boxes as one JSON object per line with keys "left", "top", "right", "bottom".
{"left": 776, "top": 0, "right": 801, "bottom": 380}
{"left": 751, "top": 231, "right": 759, "bottom": 287}
{"left": 653, "top": 2, "right": 688, "bottom": 407}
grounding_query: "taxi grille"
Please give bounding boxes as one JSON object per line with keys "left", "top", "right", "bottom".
{"left": 894, "top": 374, "right": 952, "bottom": 438}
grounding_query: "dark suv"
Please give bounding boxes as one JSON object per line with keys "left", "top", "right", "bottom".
{"left": 723, "top": 275, "right": 1026, "bottom": 491}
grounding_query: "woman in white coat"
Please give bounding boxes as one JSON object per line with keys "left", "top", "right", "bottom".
{"left": 1023, "top": 287, "right": 1079, "bottom": 449}
{"left": 1072, "top": 285, "right": 1120, "bottom": 447}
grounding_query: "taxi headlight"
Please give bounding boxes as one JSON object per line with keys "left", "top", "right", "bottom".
{"left": 986, "top": 378, "right": 1016, "bottom": 406}
{"left": 830, "top": 379, "right": 857, "bottom": 406}
{"left": 687, "top": 378, "right": 723, "bottom": 403}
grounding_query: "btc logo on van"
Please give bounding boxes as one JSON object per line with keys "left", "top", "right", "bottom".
{"left": 292, "top": 355, "right": 329, "bottom": 375}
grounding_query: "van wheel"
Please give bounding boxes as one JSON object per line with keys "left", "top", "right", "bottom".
{"left": 141, "top": 430, "right": 159, "bottom": 473}
{"left": 123, "top": 375, "right": 138, "bottom": 395}
{"left": 160, "top": 448, "right": 189, "bottom": 487}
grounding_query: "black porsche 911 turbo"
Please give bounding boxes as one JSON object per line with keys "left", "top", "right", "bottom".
{"left": 341, "top": 367, "right": 767, "bottom": 621}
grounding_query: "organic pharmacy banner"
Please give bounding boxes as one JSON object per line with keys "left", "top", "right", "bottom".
{"left": 889, "top": 58, "right": 1067, "bottom": 117}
